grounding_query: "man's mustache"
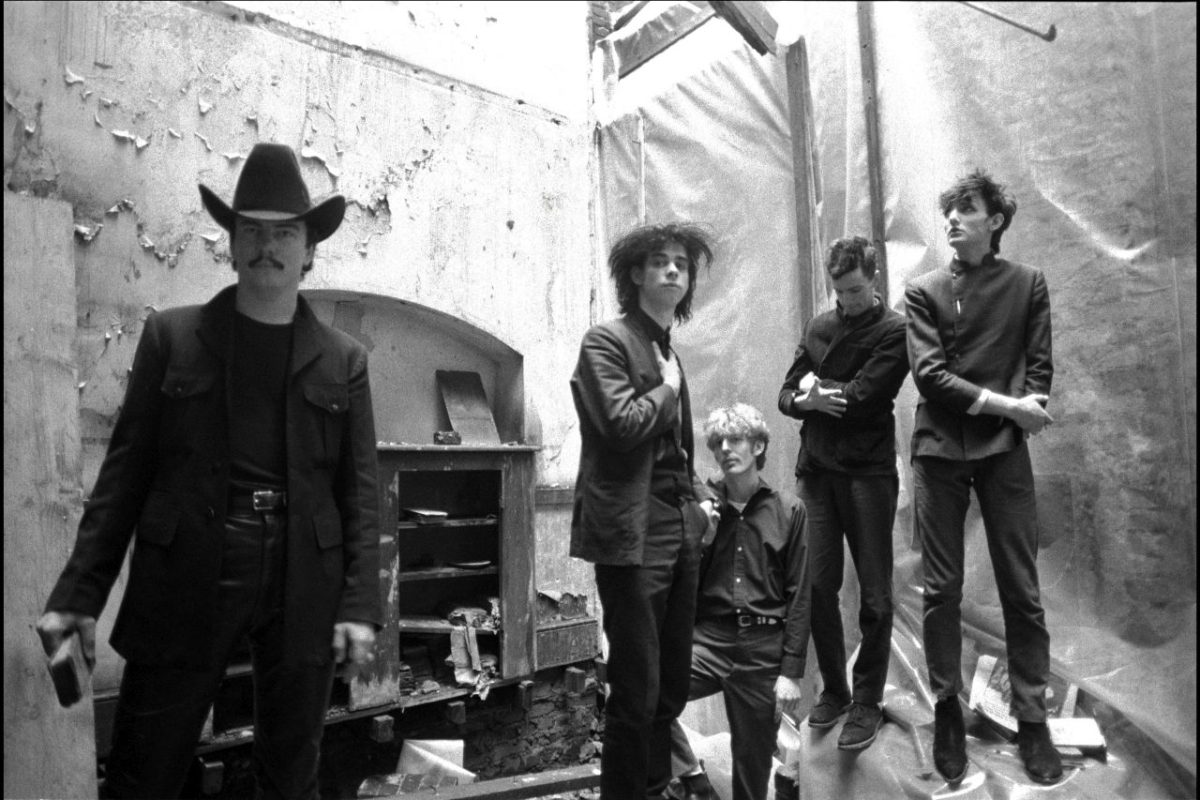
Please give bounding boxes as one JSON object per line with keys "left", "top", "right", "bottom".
{"left": 248, "top": 255, "right": 285, "bottom": 270}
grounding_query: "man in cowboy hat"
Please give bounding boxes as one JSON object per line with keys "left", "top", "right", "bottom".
{"left": 36, "top": 142, "right": 382, "bottom": 799}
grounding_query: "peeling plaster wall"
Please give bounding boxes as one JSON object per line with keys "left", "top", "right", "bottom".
{"left": 4, "top": 0, "right": 598, "bottom": 693}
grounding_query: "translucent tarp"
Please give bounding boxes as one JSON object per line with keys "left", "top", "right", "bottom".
{"left": 596, "top": 2, "right": 1195, "bottom": 796}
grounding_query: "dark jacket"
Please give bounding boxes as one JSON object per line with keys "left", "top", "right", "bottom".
{"left": 569, "top": 311, "right": 707, "bottom": 566}
{"left": 905, "top": 255, "right": 1053, "bottom": 460}
{"left": 45, "top": 285, "right": 381, "bottom": 669}
{"left": 778, "top": 298, "right": 909, "bottom": 476}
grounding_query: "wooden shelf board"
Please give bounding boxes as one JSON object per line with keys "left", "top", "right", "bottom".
{"left": 397, "top": 566, "right": 498, "bottom": 582}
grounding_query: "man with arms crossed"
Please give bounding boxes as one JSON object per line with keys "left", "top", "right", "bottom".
{"left": 778, "top": 236, "right": 909, "bottom": 751}
{"left": 905, "top": 169, "right": 1062, "bottom": 786}
{"left": 570, "top": 222, "right": 718, "bottom": 799}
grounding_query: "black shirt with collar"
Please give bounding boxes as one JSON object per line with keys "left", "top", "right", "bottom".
{"left": 695, "top": 476, "right": 812, "bottom": 678}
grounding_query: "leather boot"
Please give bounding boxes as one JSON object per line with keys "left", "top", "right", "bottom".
{"left": 1017, "top": 720, "right": 1064, "bottom": 784}
{"left": 933, "top": 697, "right": 968, "bottom": 784}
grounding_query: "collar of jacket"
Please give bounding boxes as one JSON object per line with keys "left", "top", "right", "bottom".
{"left": 836, "top": 292, "right": 888, "bottom": 326}
{"left": 628, "top": 306, "right": 671, "bottom": 350}
{"left": 950, "top": 251, "right": 999, "bottom": 275}
{"left": 195, "top": 284, "right": 325, "bottom": 376}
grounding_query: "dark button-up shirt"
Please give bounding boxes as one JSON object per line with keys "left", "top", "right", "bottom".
{"left": 695, "top": 477, "right": 812, "bottom": 678}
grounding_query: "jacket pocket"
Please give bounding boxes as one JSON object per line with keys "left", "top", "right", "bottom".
{"left": 303, "top": 383, "right": 350, "bottom": 466}
{"left": 312, "top": 509, "right": 344, "bottom": 582}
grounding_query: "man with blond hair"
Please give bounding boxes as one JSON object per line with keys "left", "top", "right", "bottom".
{"left": 666, "top": 403, "right": 811, "bottom": 800}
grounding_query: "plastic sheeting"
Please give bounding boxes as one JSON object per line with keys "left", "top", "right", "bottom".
{"left": 597, "top": 1, "right": 1195, "bottom": 796}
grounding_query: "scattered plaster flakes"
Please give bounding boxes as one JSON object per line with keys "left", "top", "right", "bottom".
{"left": 94, "top": 112, "right": 104, "bottom": 127}
{"left": 74, "top": 223, "right": 103, "bottom": 241}
{"left": 106, "top": 203, "right": 121, "bottom": 215}
{"left": 168, "top": 128, "right": 181, "bottom": 139}
{"left": 110, "top": 128, "right": 136, "bottom": 143}
{"left": 81, "top": 89, "right": 93, "bottom": 100}
{"left": 198, "top": 97, "right": 213, "bottom": 114}
{"left": 103, "top": 331, "right": 112, "bottom": 341}
{"left": 135, "top": 135, "right": 149, "bottom": 150}
{"left": 24, "top": 121, "right": 35, "bottom": 135}
{"left": 138, "top": 233, "right": 155, "bottom": 250}
{"left": 3, "top": 88, "right": 15, "bottom": 108}
{"left": 64, "top": 66, "right": 85, "bottom": 85}
{"left": 94, "top": 59, "right": 113, "bottom": 69}
{"left": 100, "top": 97, "right": 115, "bottom": 108}
{"left": 222, "top": 151, "right": 245, "bottom": 162}
{"left": 200, "top": 231, "right": 222, "bottom": 244}
{"left": 194, "top": 132, "right": 212, "bottom": 151}
{"left": 78, "top": 381, "right": 87, "bottom": 391}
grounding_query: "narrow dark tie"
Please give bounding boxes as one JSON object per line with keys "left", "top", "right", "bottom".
{"left": 660, "top": 329, "right": 671, "bottom": 353}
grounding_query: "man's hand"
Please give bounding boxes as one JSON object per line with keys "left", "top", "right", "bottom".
{"left": 997, "top": 393, "right": 1054, "bottom": 435}
{"left": 654, "top": 342, "right": 681, "bottom": 395}
{"left": 775, "top": 675, "right": 803, "bottom": 719}
{"left": 796, "top": 384, "right": 846, "bottom": 418}
{"left": 698, "top": 499, "right": 720, "bottom": 546}
{"left": 332, "top": 621, "right": 376, "bottom": 666}
{"left": 35, "top": 611, "right": 97, "bottom": 669}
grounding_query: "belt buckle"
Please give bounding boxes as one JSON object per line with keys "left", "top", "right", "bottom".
{"left": 252, "top": 490, "right": 283, "bottom": 512}
{"left": 736, "top": 614, "right": 752, "bottom": 628}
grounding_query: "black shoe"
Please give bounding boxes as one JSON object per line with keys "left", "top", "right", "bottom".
{"left": 838, "top": 702, "right": 883, "bottom": 750}
{"left": 808, "top": 692, "right": 852, "bottom": 729}
{"left": 1017, "top": 721, "right": 1064, "bottom": 785}
{"left": 666, "top": 762, "right": 723, "bottom": 800}
{"left": 933, "top": 697, "right": 968, "bottom": 784}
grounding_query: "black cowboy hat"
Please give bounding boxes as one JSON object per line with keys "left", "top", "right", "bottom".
{"left": 199, "top": 143, "right": 345, "bottom": 243}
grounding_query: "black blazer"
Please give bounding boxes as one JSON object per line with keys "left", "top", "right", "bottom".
{"left": 905, "top": 255, "right": 1053, "bottom": 460}
{"left": 46, "top": 285, "right": 382, "bottom": 669}
{"left": 569, "top": 310, "right": 705, "bottom": 566}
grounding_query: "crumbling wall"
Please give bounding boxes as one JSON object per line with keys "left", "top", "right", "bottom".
{"left": 3, "top": 0, "right": 598, "bottom": 704}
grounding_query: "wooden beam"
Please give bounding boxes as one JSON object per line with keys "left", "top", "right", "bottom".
{"left": 785, "top": 38, "right": 819, "bottom": 323}
{"left": 857, "top": 1, "right": 890, "bottom": 304}
{"left": 710, "top": 0, "right": 779, "bottom": 55}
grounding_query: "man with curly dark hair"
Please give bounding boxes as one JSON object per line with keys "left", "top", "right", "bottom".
{"left": 778, "top": 236, "right": 909, "bottom": 753}
{"left": 570, "top": 222, "right": 719, "bottom": 799}
{"left": 906, "top": 169, "right": 1061, "bottom": 786}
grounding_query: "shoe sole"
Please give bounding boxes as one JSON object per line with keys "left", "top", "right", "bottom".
{"left": 1025, "top": 769, "right": 1064, "bottom": 785}
{"left": 808, "top": 705, "right": 852, "bottom": 729}
{"left": 837, "top": 725, "right": 880, "bottom": 751}
{"left": 937, "top": 762, "right": 968, "bottom": 786}
{"left": 808, "top": 715, "right": 845, "bottom": 730}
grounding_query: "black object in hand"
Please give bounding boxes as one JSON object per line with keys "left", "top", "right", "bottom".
{"left": 46, "top": 631, "right": 90, "bottom": 708}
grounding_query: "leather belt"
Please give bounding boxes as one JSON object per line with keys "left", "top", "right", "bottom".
{"left": 228, "top": 487, "right": 287, "bottom": 515}
{"left": 736, "top": 614, "right": 781, "bottom": 628}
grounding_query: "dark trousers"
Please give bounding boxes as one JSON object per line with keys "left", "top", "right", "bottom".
{"left": 796, "top": 472, "right": 896, "bottom": 706}
{"left": 913, "top": 442, "right": 1050, "bottom": 721}
{"left": 669, "top": 619, "right": 782, "bottom": 800}
{"left": 595, "top": 494, "right": 701, "bottom": 800}
{"left": 103, "top": 509, "right": 337, "bottom": 799}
